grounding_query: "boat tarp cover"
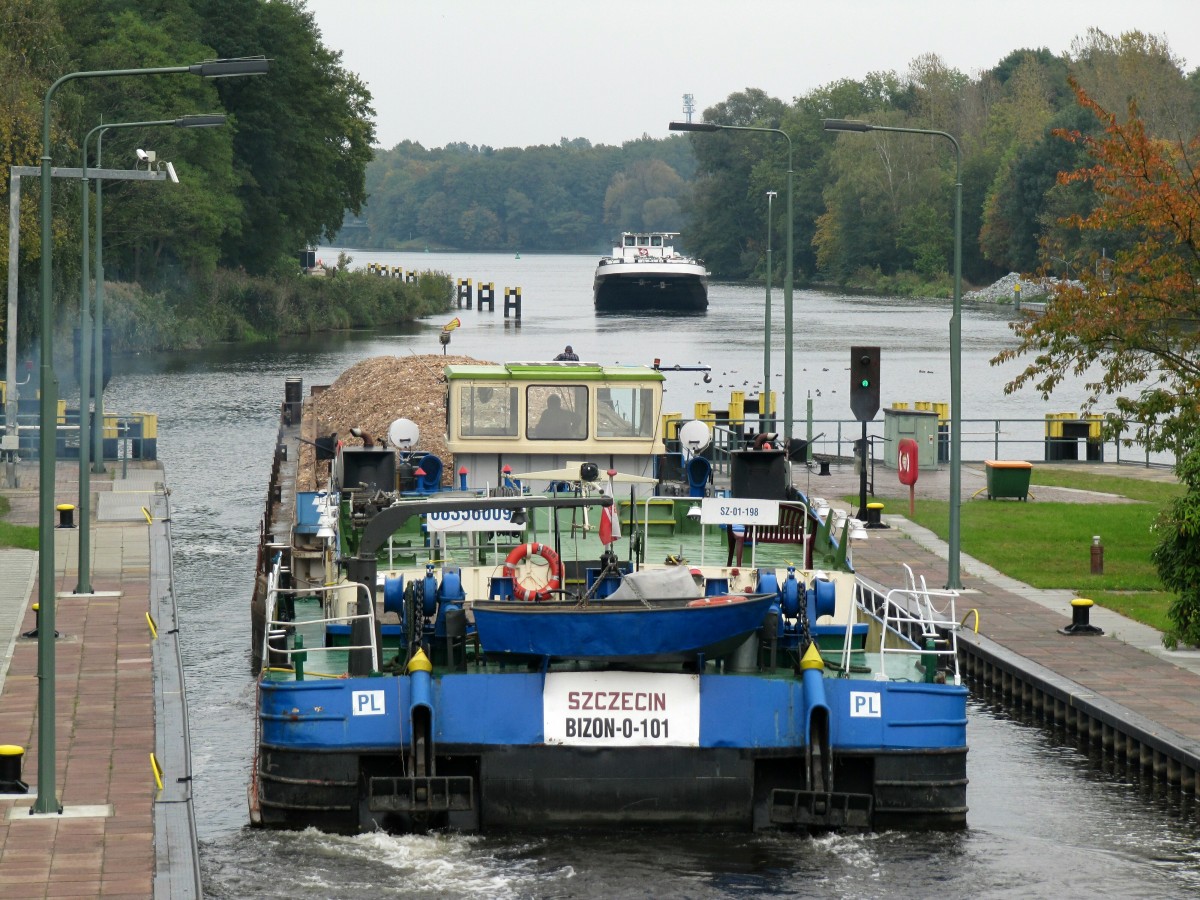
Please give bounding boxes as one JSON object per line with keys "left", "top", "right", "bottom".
{"left": 606, "top": 566, "right": 701, "bottom": 602}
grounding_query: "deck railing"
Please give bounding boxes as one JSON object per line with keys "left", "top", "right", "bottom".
{"left": 683, "top": 416, "right": 1175, "bottom": 480}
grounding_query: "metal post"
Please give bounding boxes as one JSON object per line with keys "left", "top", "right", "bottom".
{"left": 34, "top": 56, "right": 266, "bottom": 816}
{"left": 784, "top": 151, "right": 794, "bottom": 445}
{"left": 822, "top": 119, "right": 963, "bottom": 589}
{"left": 76, "top": 142, "right": 93, "bottom": 594}
{"left": 91, "top": 133, "right": 106, "bottom": 474}
{"left": 86, "top": 114, "right": 224, "bottom": 478}
{"left": 668, "top": 121, "right": 794, "bottom": 439}
{"left": 6, "top": 171, "right": 20, "bottom": 488}
{"left": 763, "top": 190, "right": 776, "bottom": 432}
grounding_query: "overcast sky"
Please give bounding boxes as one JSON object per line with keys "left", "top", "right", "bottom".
{"left": 302, "top": 0, "right": 1200, "bottom": 151}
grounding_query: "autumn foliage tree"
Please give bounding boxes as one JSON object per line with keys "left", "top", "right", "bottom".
{"left": 992, "top": 80, "right": 1200, "bottom": 456}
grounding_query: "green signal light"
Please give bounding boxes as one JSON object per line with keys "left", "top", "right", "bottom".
{"left": 860, "top": 378, "right": 870, "bottom": 387}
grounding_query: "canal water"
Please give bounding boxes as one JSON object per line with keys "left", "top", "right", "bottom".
{"left": 100, "top": 252, "right": 1200, "bottom": 897}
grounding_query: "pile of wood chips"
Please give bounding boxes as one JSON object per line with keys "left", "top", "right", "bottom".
{"left": 297, "top": 353, "right": 492, "bottom": 491}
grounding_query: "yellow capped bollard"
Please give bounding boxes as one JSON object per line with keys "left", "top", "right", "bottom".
{"left": 56, "top": 503, "right": 75, "bottom": 528}
{"left": 1059, "top": 598, "right": 1104, "bottom": 636}
{"left": 0, "top": 744, "right": 29, "bottom": 793}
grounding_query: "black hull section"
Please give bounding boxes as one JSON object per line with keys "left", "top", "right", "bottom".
{"left": 594, "top": 275, "right": 708, "bottom": 312}
{"left": 255, "top": 742, "right": 968, "bottom": 834}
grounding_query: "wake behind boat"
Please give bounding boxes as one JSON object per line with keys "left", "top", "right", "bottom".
{"left": 593, "top": 231, "right": 708, "bottom": 312}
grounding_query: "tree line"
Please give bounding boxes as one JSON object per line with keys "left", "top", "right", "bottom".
{"left": 0, "top": 0, "right": 427, "bottom": 358}
{"left": 354, "top": 136, "right": 695, "bottom": 255}
{"left": 352, "top": 29, "right": 1198, "bottom": 297}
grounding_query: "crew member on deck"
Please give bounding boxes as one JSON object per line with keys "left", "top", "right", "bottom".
{"left": 554, "top": 345, "right": 579, "bottom": 361}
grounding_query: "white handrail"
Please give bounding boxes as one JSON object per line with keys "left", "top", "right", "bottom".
{"left": 261, "top": 560, "right": 379, "bottom": 671}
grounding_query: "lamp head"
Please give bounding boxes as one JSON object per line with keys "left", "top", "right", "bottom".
{"left": 669, "top": 121, "right": 720, "bottom": 133}
{"left": 189, "top": 57, "right": 271, "bottom": 78}
{"left": 822, "top": 119, "right": 873, "bottom": 133}
{"left": 175, "top": 114, "right": 226, "bottom": 128}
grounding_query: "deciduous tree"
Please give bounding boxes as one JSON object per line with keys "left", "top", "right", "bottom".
{"left": 993, "top": 82, "right": 1200, "bottom": 455}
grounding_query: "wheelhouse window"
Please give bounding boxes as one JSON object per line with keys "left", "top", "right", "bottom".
{"left": 458, "top": 384, "right": 518, "bottom": 437}
{"left": 596, "top": 387, "right": 655, "bottom": 438}
{"left": 527, "top": 385, "right": 588, "bottom": 440}
{"left": 636, "top": 235, "right": 650, "bottom": 247}
{"left": 623, "top": 235, "right": 636, "bottom": 247}
{"left": 651, "top": 235, "right": 663, "bottom": 247}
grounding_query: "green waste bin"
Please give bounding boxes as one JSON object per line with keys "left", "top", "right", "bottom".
{"left": 985, "top": 460, "right": 1032, "bottom": 500}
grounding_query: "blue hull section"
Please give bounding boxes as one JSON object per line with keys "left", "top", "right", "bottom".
{"left": 259, "top": 673, "right": 966, "bottom": 752}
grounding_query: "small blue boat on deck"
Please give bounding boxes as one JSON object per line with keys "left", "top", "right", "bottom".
{"left": 249, "top": 361, "right": 968, "bottom": 835}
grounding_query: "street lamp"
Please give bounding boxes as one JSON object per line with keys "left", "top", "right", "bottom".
{"left": 90, "top": 115, "right": 227, "bottom": 475}
{"left": 75, "top": 115, "right": 226, "bottom": 595}
{"left": 763, "top": 190, "right": 777, "bottom": 431}
{"left": 37, "top": 57, "right": 266, "bottom": 816}
{"left": 822, "top": 118, "right": 963, "bottom": 590}
{"left": 669, "top": 121, "right": 794, "bottom": 442}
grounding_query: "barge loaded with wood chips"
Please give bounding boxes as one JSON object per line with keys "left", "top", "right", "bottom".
{"left": 249, "top": 355, "right": 968, "bottom": 834}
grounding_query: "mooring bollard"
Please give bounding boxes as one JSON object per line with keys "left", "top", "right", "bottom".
{"left": 56, "top": 503, "right": 75, "bottom": 528}
{"left": 1059, "top": 597, "right": 1104, "bottom": 636}
{"left": 21, "top": 602, "right": 58, "bottom": 639}
{"left": 866, "top": 501, "right": 887, "bottom": 529}
{"left": 0, "top": 744, "right": 29, "bottom": 793}
{"left": 478, "top": 282, "right": 495, "bottom": 311}
{"left": 503, "top": 287, "right": 522, "bottom": 318}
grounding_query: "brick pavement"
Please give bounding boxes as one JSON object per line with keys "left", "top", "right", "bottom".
{"left": 0, "top": 460, "right": 170, "bottom": 900}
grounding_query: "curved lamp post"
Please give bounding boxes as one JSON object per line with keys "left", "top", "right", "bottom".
{"left": 37, "top": 57, "right": 266, "bottom": 815}
{"left": 75, "top": 115, "right": 226, "bottom": 595}
{"left": 822, "top": 118, "right": 962, "bottom": 590}
{"left": 669, "top": 121, "right": 794, "bottom": 442}
{"left": 763, "top": 190, "right": 777, "bottom": 431}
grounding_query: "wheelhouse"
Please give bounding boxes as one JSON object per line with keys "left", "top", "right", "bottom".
{"left": 445, "top": 362, "right": 666, "bottom": 487}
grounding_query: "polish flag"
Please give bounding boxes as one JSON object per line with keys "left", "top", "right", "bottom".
{"left": 599, "top": 486, "right": 621, "bottom": 545}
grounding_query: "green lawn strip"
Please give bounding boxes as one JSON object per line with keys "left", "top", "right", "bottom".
{"left": 860, "top": 469, "right": 1181, "bottom": 633}
{"left": 0, "top": 496, "right": 38, "bottom": 550}
{"left": 1089, "top": 590, "right": 1174, "bottom": 634}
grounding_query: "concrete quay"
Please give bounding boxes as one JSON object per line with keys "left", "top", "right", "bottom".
{"left": 0, "top": 459, "right": 194, "bottom": 899}
{"left": 810, "top": 458, "right": 1200, "bottom": 796}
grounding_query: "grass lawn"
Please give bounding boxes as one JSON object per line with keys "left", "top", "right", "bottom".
{"left": 0, "top": 496, "right": 39, "bottom": 550}
{"left": 893, "top": 468, "right": 1180, "bottom": 634}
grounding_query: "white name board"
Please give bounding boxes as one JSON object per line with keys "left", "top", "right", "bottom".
{"left": 543, "top": 671, "right": 700, "bottom": 747}
{"left": 849, "top": 691, "right": 881, "bottom": 718}
{"left": 700, "top": 497, "right": 780, "bottom": 526}
{"left": 425, "top": 508, "right": 524, "bottom": 533}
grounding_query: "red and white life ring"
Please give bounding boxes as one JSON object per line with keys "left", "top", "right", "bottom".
{"left": 502, "top": 542, "right": 563, "bottom": 601}
{"left": 638, "top": 247, "right": 649, "bottom": 257}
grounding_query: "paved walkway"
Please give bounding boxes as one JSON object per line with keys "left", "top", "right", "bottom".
{"left": 0, "top": 459, "right": 185, "bottom": 899}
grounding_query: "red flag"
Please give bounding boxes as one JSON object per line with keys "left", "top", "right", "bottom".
{"left": 599, "top": 487, "right": 621, "bottom": 545}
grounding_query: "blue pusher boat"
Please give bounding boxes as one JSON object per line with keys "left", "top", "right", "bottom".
{"left": 249, "top": 361, "right": 968, "bottom": 834}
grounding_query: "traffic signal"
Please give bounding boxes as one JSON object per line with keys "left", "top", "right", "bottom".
{"left": 849, "top": 346, "right": 880, "bottom": 421}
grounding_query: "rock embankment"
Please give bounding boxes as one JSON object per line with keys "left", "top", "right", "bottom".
{"left": 297, "top": 353, "right": 492, "bottom": 491}
{"left": 963, "top": 271, "right": 1081, "bottom": 303}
